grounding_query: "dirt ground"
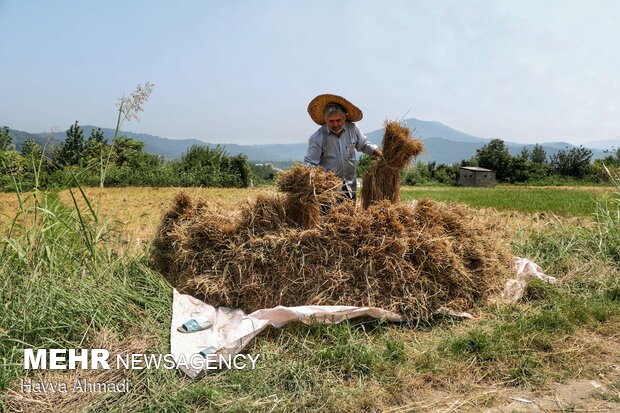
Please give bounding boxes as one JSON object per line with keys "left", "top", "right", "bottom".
{"left": 381, "top": 339, "right": 620, "bottom": 412}
{"left": 408, "top": 374, "right": 620, "bottom": 412}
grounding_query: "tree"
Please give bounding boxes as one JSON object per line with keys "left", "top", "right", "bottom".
{"left": 550, "top": 146, "right": 592, "bottom": 178}
{"left": 475, "top": 139, "right": 512, "bottom": 181}
{"left": 57, "top": 121, "right": 85, "bottom": 166}
{"left": 530, "top": 144, "right": 547, "bottom": 164}
{"left": 427, "top": 161, "right": 437, "bottom": 178}
{"left": 83, "top": 128, "right": 109, "bottom": 167}
{"left": 600, "top": 147, "right": 620, "bottom": 167}
{"left": 228, "top": 154, "right": 251, "bottom": 188}
{"left": 434, "top": 163, "right": 458, "bottom": 184}
{"left": 0, "top": 150, "right": 23, "bottom": 175}
{"left": 88, "top": 127, "right": 106, "bottom": 144}
{"left": 510, "top": 155, "right": 530, "bottom": 182}
{"left": 519, "top": 146, "right": 531, "bottom": 161}
{"left": 111, "top": 136, "right": 147, "bottom": 167}
{"left": 0, "top": 126, "right": 12, "bottom": 151}
{"left": 21, "top": 138, "right": 43, "bottom": 161}
{"left": 250, "top": 163, "right": 277, "bottom": 183}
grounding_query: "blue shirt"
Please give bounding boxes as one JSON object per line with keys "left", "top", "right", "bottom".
{"left": 303, "top": 122, "right": 378, "bottom": 196}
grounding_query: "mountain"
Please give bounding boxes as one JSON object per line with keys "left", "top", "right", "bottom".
{"left": 72, "top": 126, "right": 309, "bottom": 161}
{"left": 5, "top": 128, "right": 63, "bottom": 151}
{"left": 6, "top": 125, "right": 308, "bottom": 162}
{"left": 3, "top": 120, "right": 611, "bottom": 165}
{"left": 366, "top": 118, "right": 489, "bottom": 144}
{"left": 583, "top": 139, "right": 620, "bottom": 150}
{"left": 405, "top": 119, "right": 489, "bottom": 143}
{"left": 418, "top": 138, "right": 487, "bottom": 164}
{"left": 535, "top": 141, "right": 578, "bottom": 150}
{"left": 47, "top": 126, "right": 208, "bottom": 160}
{"left": 366, "top": 120, "right": 608, "bottom": 164}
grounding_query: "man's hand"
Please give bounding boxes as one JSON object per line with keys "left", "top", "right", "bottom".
{"left": 373, "top": 148, "right": 383, "bottom": 158}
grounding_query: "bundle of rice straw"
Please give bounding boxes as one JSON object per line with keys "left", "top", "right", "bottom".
{"left": 152, "top": 166, "right": 514, "bottom": 321}
{"left": 277, "top": 164, "right": 345, "bottom": 229}
{"left": 361, "top": 121, "right": 424, "bottom": 209}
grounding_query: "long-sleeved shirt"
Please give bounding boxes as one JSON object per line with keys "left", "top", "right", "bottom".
{"left": 303, "top": 122, "right": 378, "bottom": 197}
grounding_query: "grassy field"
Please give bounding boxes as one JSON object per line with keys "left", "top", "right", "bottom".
{"left": 1, "top": 183, "right": 620, "bottom": 412}
{"left": 401, "top": 185, "right": 615, "bottom": 217}
{"left": 0, "top": 187, "right": 275, "bottom": 249}
{"left": 0, "top": 184, "right": 612, "bottom": 235}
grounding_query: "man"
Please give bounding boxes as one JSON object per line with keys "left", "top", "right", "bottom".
{"left": 304, "top": 94, "right": 382, "bottom": 200}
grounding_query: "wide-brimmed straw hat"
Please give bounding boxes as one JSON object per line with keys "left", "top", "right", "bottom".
{"left": 307, "top": 94, "right": 363, "bottom": 125}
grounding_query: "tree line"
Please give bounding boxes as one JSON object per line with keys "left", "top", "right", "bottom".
{"left": 359, "top": 138, "right": 620, "bottom": 186}
{"left": 3, "top": 123, "right": 618, "bottom": 191}
{"left": 0, "top": 122, "right": 262, "bottom": 191}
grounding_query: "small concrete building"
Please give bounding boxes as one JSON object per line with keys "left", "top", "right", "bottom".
{"left": 458, "top": 167, "right": 496, "bottom": 187}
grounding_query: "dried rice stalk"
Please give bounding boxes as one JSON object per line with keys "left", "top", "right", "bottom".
{"left": 277, "top": 164, "right": 345, "bottom": 229}
{"left": 361, "top": 121, "right": 424, "bottom": 209}
{"left": 152, "top": 183, "right": 513, "bottom": 321}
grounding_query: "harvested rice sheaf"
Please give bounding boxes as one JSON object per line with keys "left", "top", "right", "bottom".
{"left": 152, "top": 166, "right": 513, "bottom": 321}
{"left": 361, "top": 121, "right": 424, "bottom": 209}
{"left": 277, "top": 164, "right": 346, "bottom": 229}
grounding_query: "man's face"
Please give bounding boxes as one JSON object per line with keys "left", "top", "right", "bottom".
{"left": 325, "top": 113, "right": 346, "bottom": 135}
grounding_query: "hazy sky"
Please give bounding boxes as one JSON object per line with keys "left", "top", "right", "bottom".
{"left": 1, "top": 0, "right": 619, "bottom": 145}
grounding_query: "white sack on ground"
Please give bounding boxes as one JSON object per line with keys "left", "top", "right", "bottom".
{"left": 170, "top": 290, "right": 403, "bottom": 378}
{"left": 502, "top": 256, "right": 558, "bottom": 301}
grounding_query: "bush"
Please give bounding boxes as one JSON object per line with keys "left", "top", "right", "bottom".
{"left": 0, "top": 141, "right": 254, "bottom": 191}
{"left": 357, "top": 154, "right": 375, "bottom": 178}
{"left": 176, "top": 145, "right": 251, "bottom": 188}
{"left": 251, "top": 163, "right": 278, "bottom": 184}
{"left": 550, "top": 146, "right": 593, "bottom": 178}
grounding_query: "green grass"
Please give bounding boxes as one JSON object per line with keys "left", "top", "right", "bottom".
{"left": 435, "top": 278, "right": 620, "bottom": 386}
{"left": 401, "top": 186, "right": 613, "bottom": 216}
{"left": 1, "top": 177, "right": 620, "bottom": 411}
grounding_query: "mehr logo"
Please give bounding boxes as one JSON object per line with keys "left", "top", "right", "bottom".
{"left": 24, "top": 349, "right": 110, "bottom": 370}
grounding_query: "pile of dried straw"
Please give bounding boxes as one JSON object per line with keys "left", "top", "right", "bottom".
{"left": 361, "top": 121, "right": 424, "bottom": 209}
{"left": 152, "top": 165, "right": 513, "bottom": 321}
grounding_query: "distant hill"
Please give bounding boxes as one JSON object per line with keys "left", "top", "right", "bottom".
{"left": 366, "top": 119, "right": 487, "bottom": 145}
{"left": 366, "top": 120, "right": 608, "bottom": 164}
{"left": 416, "top": 138, "right": 486, "bottom": 164}
{"left": 3, "top": 119, "right": 610, "bottom": 165}
{"left": 72, "top": 126, "right": 309, "bottom": 162}
{"left": 6, "top": 125, "right": 308, "bottom": 163}
{"left": 5, "top": 128, "right": 63, "bottom": 152}
{"left": 583, "top": 139, "right": 620, "bottom": 150}
{"left": 50, "top": 126, "right": 208, "bottom": 160}
{"left": 405, "top": 118, "right": 489, "bottom": 143}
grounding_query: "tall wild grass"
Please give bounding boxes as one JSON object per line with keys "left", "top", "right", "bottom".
{"left": 0, "top": 177, "right": 171, "bottom": 395}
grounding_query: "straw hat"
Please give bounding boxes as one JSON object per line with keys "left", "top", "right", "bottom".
{"left": 307, "top": 94, "right": 363, "bottom": 125}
